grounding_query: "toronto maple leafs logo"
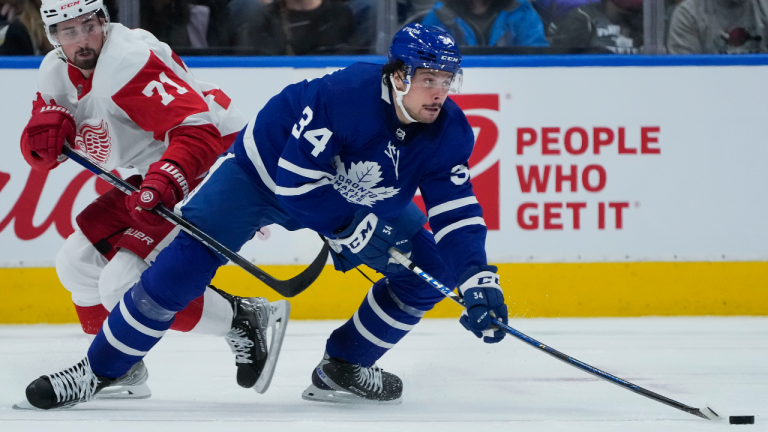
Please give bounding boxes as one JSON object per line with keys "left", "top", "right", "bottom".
{"left": 332, "top": 156, "right": 400, "bottom": 207}
{"left": 75, "top": 120, "right": 112, "bottom": 164}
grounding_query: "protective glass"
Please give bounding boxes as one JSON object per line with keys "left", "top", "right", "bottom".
{"left": 50, "top": 12, "right": 103, "bottom": 44}
{"left": 408, "top": 68, "right": 463, "bottom": 94}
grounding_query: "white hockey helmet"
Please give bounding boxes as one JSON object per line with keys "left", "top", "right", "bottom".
{"left": 40, "top": 0, "right": 110, "bottom": 47}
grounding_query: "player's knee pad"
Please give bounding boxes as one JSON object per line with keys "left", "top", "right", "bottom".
{"left": 139, "top": 232, "right": 223, "bottom": 312}
{"left": 99, "top": 249, "right": 149, "bottom": 311}
{"left": 56, "top": 230, "right": 107, "bottom": 306}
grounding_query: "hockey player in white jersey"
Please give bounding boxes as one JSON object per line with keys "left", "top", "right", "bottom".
{"left": 17, "top": 0, "right": 289, "bottom": 404}
{"left": 20, "top": 23, "right": 510, "bottom": 409}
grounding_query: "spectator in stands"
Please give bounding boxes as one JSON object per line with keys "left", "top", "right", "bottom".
{"left": 236, "top": 0, "right": 357, "bottom": 55}
{"left": 667, "top": 0, "right": 768, "bottom": 53}
{"left": 420, "top": 0, "right": 549, "bottom": 47}
{"left": 533, "top": 0, "right": 600, "bottom": 27}
{"left": 547, "top": 0, "right": 643, "bottom": 53}
{"left": 0, "top": 0, "right": 53, "bottom": 55}
{"left": 140, "top": 0, "right": 218, "bottom": 49}
{"left": 229, "top": 0, "right": 270, "bottom": 46}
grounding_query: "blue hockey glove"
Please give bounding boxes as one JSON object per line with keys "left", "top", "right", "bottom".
{"left": 333, "top": 210, "right": 412, "bottom": 273}
{"left": 458, "top": 265, "right": 508, "bottom": 344}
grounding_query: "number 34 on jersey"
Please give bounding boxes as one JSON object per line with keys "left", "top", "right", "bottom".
{"left": 292, "top": 106, "right": 333, "bottom": 157}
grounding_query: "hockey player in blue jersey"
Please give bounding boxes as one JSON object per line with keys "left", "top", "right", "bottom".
{"left": 22, "top": 23, "right": 510, "bottom": 408}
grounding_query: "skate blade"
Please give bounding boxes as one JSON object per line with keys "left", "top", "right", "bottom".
{"left": 12, "top": 399, "right": 79, "bottom": 411}
{"left": 301, "top": 384, "right": 402, "bottom": 405}
{"left": 253, "top": 300, "right": 290, "bottom": 394}
{"left": 96, "top": 382, "right": 152, "bottom": 400}
{"left": 13, "top": 399, "right": 44, "bottom": 410}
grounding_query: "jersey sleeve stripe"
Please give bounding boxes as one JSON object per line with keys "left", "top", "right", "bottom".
{"left": 275, "top": 178, "right": 333, "bottom": 196}
{"left": 352, "top": 310, "right": 396, "bottom": 349}
{"left": 366, "top": 288, "right": 416, "bottom": 331}
{"left": 242, "top": 118, "right": 277, "bottom": 192}
{"left": 433, "top": 217, "right": 487, "bottom": 243}
{"left": 427, "top": 196, "right": 479, "bottom": 219}
{"left": 278, "top": 157, "right": 334, "bottom": 180}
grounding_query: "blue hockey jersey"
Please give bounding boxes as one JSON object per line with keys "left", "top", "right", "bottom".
{"left": 233, "top": 62, "right": 487, "bottom": 279}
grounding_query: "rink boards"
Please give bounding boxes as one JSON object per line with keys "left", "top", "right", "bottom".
{"left": 1, "top": 55, "right": 767, "bottom": 322}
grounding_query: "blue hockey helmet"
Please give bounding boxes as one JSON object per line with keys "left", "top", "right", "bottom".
{"left": 389, "top": 23, "right": 462, "bottom": 75}
{"left": 388, "top": 23, "right": 463, "bottom": 93}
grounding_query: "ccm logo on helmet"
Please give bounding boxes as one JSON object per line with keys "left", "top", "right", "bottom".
{"left": 441, "top": 56, "right": 459, "bottom": 62}
{"left": 60, "top": 1, "right": 81, "bottom": 9}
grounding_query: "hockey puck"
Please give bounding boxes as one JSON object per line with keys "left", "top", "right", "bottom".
{"left": 729, "top": 416, "right": 755, "bottom": 425}
{"left": 256, "top": 227, "right": 271, "bottom": 240}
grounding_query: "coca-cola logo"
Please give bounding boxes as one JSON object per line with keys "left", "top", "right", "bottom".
{"left": 75, "top": 120, "right": 112, "bottom": 164}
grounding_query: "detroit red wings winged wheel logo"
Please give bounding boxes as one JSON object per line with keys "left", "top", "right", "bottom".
{"left": 74, "top": 120, "right": 112, "bottom": 164}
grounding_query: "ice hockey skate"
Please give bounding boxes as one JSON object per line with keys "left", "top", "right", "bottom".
{"left": 302, "top": 352, "right": 403, "bottom": 404}
{"left": 14, "top": 357, "right": 113, "bottom": 410}
{"left": 213, "top": 287, "right": 290, "bottom": 393}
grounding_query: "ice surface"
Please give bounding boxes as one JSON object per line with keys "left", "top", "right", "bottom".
{"left": 1, "top": 317, "right": 766, "bottom": 432}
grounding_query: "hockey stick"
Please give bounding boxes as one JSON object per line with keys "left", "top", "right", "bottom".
{"left": 62, "top": 146, "right": 329, "bottom": 298}
{"left": 388, "top": 248, "right": 720, "bottom": 421}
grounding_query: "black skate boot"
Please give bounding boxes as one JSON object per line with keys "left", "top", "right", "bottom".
{"left": 212, "top": 286, "right": 290, "bottom": 394}
{"left": 18, "top": 357, "right": 114, "bottom": 410}
{"left": 302, "top": 352, "right": 403, "bottom": 404}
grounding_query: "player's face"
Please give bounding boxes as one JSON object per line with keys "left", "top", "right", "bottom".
{"left": 55, "top": 14, "right": 105, "bottom": 71}
{"left": 400, "top": 69, "right": 453, "bottom": 124}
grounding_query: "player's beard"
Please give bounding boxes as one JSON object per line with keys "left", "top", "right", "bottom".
{"left": 71, "top": 47, "right": 99, "bottom": 71}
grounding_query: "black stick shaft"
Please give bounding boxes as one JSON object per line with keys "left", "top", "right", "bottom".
{"left": 63, "top": 146, "right": 327, "bottom": 297}
{"left": 388, "top": 248, "right": 711, "bottom": 420}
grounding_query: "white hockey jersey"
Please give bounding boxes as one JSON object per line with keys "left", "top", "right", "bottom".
{"left": 29, "top": 23, "right": 245, "bottom": 178}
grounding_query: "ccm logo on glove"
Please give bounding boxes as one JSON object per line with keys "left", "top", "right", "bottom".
{"left": 458, "top": 265, "right": 508, "bottom": 344}
{"left": 340, "top": 213, "right": 379, "bottom": 253}
{"left": 333, "top": 211, "right": 412, "bottom": 273}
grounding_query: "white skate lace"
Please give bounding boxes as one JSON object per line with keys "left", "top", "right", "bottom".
{"left": 225, "top": 328, "right": 254, "bottom": 364}
{"left": 354, "top": 364, "right": 383, "bottom": 393}
{"left": 47, "top": 358, "right": 99, "bottom": 404}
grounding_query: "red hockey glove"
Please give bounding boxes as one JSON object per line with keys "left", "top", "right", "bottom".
{"left": 22, "top": 104, "right": 76, "bottom": 171}
{"left": 126, "top": 160, "right": 189, "bottom": 226}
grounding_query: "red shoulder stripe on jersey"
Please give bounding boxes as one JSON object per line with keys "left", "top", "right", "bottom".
{"left": 202, "top": 89, "right": 232, "bottom": 110}
{"left": 111, "top": 51, "right": 209, "bottom": 142}
{"left": 67, "top": 63, "right": 93, "bottom": 100}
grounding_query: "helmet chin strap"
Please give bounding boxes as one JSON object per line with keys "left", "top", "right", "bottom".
{"left": 390, "top": 73, "right": 418, "bottom": 123}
